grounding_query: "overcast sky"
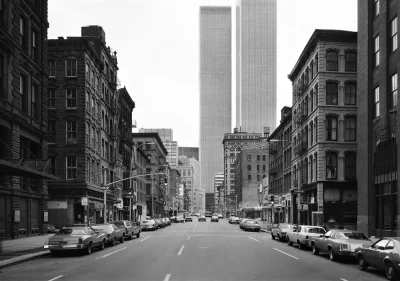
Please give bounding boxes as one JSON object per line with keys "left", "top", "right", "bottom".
{"left": 48, "top": 0, "right": 357, "bottom": 147}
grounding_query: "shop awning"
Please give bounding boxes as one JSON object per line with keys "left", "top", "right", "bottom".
{"left": 0, "top": 159, "right": 61, "bottom": 180}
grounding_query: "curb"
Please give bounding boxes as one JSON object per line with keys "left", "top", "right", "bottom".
{"left": 260, "top": 229, "right": 270, "bottom": 233}
{"left": 0, "top": 251, "right": 51, "bottom": 269}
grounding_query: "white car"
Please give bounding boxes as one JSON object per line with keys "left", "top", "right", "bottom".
{"left": 211, "top": 215, "right": 219, "bottom": 222}
{"left": 287, "top": 225, "right": 326, "bottom": 249}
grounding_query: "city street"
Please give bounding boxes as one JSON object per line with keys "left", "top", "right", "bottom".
{"left": 0, "top": 218, "right": 387, "bottom": 281}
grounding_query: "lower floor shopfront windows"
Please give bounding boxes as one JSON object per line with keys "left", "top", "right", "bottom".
{"left": 375, "top": 181, "right": 398, "bottom": 237}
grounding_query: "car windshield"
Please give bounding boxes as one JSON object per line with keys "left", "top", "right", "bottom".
{"left": 142, "top": 220, "right": 155, "bottom": 224}
{"left": 114, "top": 222, "right": 124, "bottom": 226}
{"left": 337, "top": 232, "right": 370, "bottom": 240}
{"left": 281, "top": 224, "right": 293, "bottom": 229}
{"left": 91, "top": 225, "right": 110, "bottom": 231}
{"left": 246, "top": 221, "right": 258, "bottom": 224}
{"left": 307, "top": 228, "right": 325, "bottom": 234}
{"left": 57, "top": 228, "right": 86, "bottom": 235}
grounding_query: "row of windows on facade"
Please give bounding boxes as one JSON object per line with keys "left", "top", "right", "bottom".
{"left": 246, "top": 155, "right": 267, "bottom": 161}
{"left": 373, "top": 73, "right": 398, "bottom": 118}
{"left": 373, "top": 1, "right": 398, "bottom": 53}
{"left": 244, "top": 174, "right": 267, "bottom": 182}
{"left": 19, "top": 15, "right": 41, "bottom": 63}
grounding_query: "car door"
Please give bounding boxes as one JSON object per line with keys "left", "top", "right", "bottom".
{"left": 88, "top": 228, "right": 101, "bottom": 246}
{"left": 365, "top": 238, "right": 390, "bottom": 268}
{"left": 374, "top": 239, "right": 395, "bottom": 270}
{"left": 318, "top": 230, "right": 333, "bottom": 252}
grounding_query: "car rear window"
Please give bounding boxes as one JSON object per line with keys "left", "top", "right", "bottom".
{"left": 57, "top": 228, "right": 86, "bottom": 235}
{"left": 92, "top": 225, "right": 110, "bottom": 231}
{"left": 114, "top": 222, "right": 124, "bottom": 226}
{"left": 246, "top": 220, "right": 258, "bottom": 224}
{"left": 338, "top": 232, "right": 369, "bottom": 240}
{"left": 307, "top": 228, "right": 325, "bottom": 234}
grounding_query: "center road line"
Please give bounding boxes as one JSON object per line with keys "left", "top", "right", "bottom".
{"left": 164, "top": 274, "right": 171, "bottom": 281}
{"left": 234, "top": 230, "right": 238, "bottom": 232}
{"left": 273, "top": 248, "right": 299, "bottom": 260}
{"left": 226, "top": 225, "right": 231, "bottom": 228}
{"left": 95, "top": 247, "right": 127, "bottom": 260}
{"left": 187, "top": 236, "right": 190, "bottom": 240}
{"left": 340, "top": 279, "right": 349, "bottom": 281}
{"left": 140, "top": 236, "right": 150, "bottom": 242}
{"left": 249, "top": 237, "right": 260, "bottom": 242}
{"left": 48, "top": 276, "right": 64, "bottom": 281}
{"left": 177, "top": 245, "right": 185, "bottom": 256}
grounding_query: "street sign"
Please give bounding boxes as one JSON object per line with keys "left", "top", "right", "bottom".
{"left": 81, "top": 197, "right": 88, "bottom": 206}
{"left": 116, "top": 199, "right": 123, "bottom": 209}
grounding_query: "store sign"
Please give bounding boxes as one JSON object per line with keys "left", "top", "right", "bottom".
{"left": 81, "top": 197, "right": 88, "bottom": 206}
{"left": 14, "top": 210, "right": 20, "bottom": 222}
{"left": 44, "top": 211, "right": 48, "bottom": 222}
{"left": 116, "top": 199, "right": 123, "bottom": 209}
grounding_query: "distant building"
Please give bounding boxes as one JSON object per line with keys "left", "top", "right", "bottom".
{"left": 214, "top": 172, "right": 224, "bottom": 213}
{"left": 138, "top": 128, "right": 173, "bottom": 142}
{"left": 179, "top": 147, "right": 199, "bottom": 161}
{"left": 133, "top": 147, "right": 148, "bottom": 221}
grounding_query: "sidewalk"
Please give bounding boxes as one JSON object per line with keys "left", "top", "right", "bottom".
{"left": 0, "top": 234, "right": 52, "bottom": 269}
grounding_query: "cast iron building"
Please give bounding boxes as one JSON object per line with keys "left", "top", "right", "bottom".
{"left": 358, "top": 0, "right": 399, "bottom": 237}
{"left": 199, "top": 7, "right": 232, "bottom": 210}
{"left": 236, "top": 0, "right": 277, "bottom": 134}
{"left": 0, "top": 0, "right": 56, "bottom": 239}
{"left": 288, "top": 30, "right": 358, "bottom": 229}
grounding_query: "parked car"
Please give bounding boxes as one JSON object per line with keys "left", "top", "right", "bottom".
{"left": 243, "top": 220, "right": 261, "bottom": 232}
{"left": 211, "top": 215, "right": 219, "bottom": 222}
{"left": 217, "top": 214, "right": 223, "bottom": 219}
{"left": 91, "top": 224, "right": 124, "bottom": 246}
{"left": 161, "top": 218, "right": 169, "bottom": 226}
{"left": 239, "top": 218, "right": 251, "bottom": 229}
{"left": 177, "top": 216, "right": 185, "bottom": 223}
{"left": 44, "top": 224, "right": 58, "bottom": 233}
{"left": 195, "top": 213, "right": 201, "bottom": 217}
{"left": 44, "top": 226, "right": 106, "bottom": 255}
{"left": 154, "top": 218, "right": 165, "bottom": 229}
{"left": 185, "top": 216, "right": 193, "bottom": 222}
{"left": 170, "top": 216, "right": 177, "bottom": 223}
{"left": 141, "top": 220, "right": 157, "bottom": 231}
{"left": 198, "top": 215, "right": 206, "bottom": 222}
{"left": 287, "top": 225, "right": 326, "bottom": 249}
{"left": 113, "top": 220, "right": 141, "bottom": 240}
{"left": 229, "top": 216, "right": 240, "bottom": 224}
{"left": 271, "top": 223, "right": 296, "bottom": 242}
{"left": 355, "top": 237, "right": 400, "bottom": 280}
{"left": 311, "top": 229, "right": 372, "bottom": 261}
{"left": 164, "top": 218, "right": 171, "bottom": 226}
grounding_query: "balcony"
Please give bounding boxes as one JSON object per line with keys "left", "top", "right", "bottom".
{"left": 0, "top": 158, "right": 59, "bottom": 180}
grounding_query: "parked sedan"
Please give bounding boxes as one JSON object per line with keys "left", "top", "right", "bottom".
{"left": 243, "top": 220, "right": 261, "bottom": 232}
{"left": 141, "top": 220, "right": 157, "bottom": 231}
{"left": 177, "top": 216, "right": 185, "bottom": 223}
{"left": 44, "top": 224, "right": 58, "bottom": 233}
{"left": 271, "top": 223, "right": 296, "bottom": 242}
{"left": 355, "top": 237, "right": 400, "bottom": 280}
{"left": 164, "top": 218, "right": 171, "bottom": 226}
{"left": 185, "top": 216, "right": 193, "bottom": 222}
{"left": 44, "top": 226, "right": 106, "bottom": 255}
{"left": 91, "top": 224, "right": 124, "bottom": 246}
{"left": 287, "top": 225, "right": 326, "bottom": 249}
{"left": 170, "top": 216, "right": 177, "bottom": 223}
{"left": 113, "top": 220, "right": 141, "bottom": 240}
{"left": 229, "top": 216, "right": 240, "bottom": 224}
{"left": 239, "top": 218, "right": 251, "bottom": 229}
{"left": 198, "top": 215, "right": 206, "bottom": 222}
{"left": 310, "top": 229, "right": 372, "bottom": 261}
{"left": 211, "top": 215, "right": 219, "bottom": 222}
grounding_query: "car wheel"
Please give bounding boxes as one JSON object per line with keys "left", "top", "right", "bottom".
{"left": 329, "top": 248, "right": 336, "bottom": 261}
{"left": 136, "top": 231, "right": 140, "bottom": 238}
{"left": 271, "top": 234, "right": 275, "bottom": 240}
{"left": 85, "top": 242, "right": 92, "bottom": 255}
{"left": 385, "top": 261, "right": 398, "bottom": 281}
{"left": 111, "top": 237, "right": 116, "bottom": 246}
{"left": 312, "top": 244, "right": 319, "bottom": 255}
{"left": 120, "top": 235, "right": 124, "bottom": 243}
{"left": 287, "top": 239, "right": 293, "bottom": 246}
{"left": 277, "top": 234, "right": 282, "bottom": 241}
{"left": 358, "top": 255, "right": 368, "bottom": 271}
{"left": 298, "top": 241, "right": 304, "bottom": 250}
{"left": 129, "top": 233, "right": 133, "bottom": 240}
{"left": 99, "top": 239, "right": 105, "bottom": 250}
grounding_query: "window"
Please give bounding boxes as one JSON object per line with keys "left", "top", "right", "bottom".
{"left": 20, "top": 16, "right": 27, "bottom": 51}
{"left": 326, "top": 116, "right": 338, "bottom": 141}
{"left": 310, "top": 121, "right": 314, "bottom": 145}
{"left": 66, "top": 89, "right": 77, "bottom": 109}
{"left": 310, "top": 90, "right": 314, "bottom": 111}
{"left": 20, "top": 74, "right": 27, "bottom": 113}
{"left": 326, "top": 152, "right": 338, "bottom": 179}
{"left": 66, "top": 59, "right": 77, "bottom": 77}
{"left": 257, "top": 165, "right": 260, "bottom": 171}
{"left": 66, "top": 156, "right": 77, "bottom": 180}
{"left": 345, "top": 82, "right": 356, "bottom": 105}
{"left": 326, "top": 82, "right": 338, "bottom": 105}
{"left": 247, "top": 155, "right": 251, "bottom": 161}
{"left": 374, "top": 36, "right": 380, "bottom": 67}
{"left": 66, "top": 121, "right": 77, "bottom": 143}
{"left": 257, "top": 155, "right": 260, "bottom": 161}
{"left": 390, "top": 73, "right": 398, "bottom": 108}
{"left": 257, "top": 175, "right": 260, "bottom": 181}
{"left": 48, "top": 120, "right": 56, "bottom": 143}
{"left": 31, "top": 83, "right": 38, "bottom": 119}
{"left": 32, "top": 30, "right": 38, "bottom": 61}
{"left": 49, "top": 60, "right": 56, "bottom": 77}
{"left": 49, "top": 155, "right": 56, "bottom": 175}
{"left": 247, "top": 175, "right": 251, "bottom": 181}
{"left": 263, "top": 155, "right": 266, "bottom": 161}
{"left": 374, "top": 87, "right": 380, "bottom": 118}
{"left": 247, "top": 165, "right": 251, "bottom": 171}
{"left": 373, "top": 0, "right": 379, "bottom": 17}
{"left": 345, "top": 51, "right": 357, "bottom": 72}
{"left": 345, "top": 116, "right": 356, "bottom": 141}
{"left": 345, "top": 152, "right": 356, "bottom": 180}
{"left": 391, "top": 17, "right": 398, "bottom": 52}
{"left": 326, "top": 51, "right": 338, "bottom": 71}
{"left": 310, "top": 61, "right": 314, "bottom": 79}
{"left": 0, "top": 0, "right": 5, "bottom": 28}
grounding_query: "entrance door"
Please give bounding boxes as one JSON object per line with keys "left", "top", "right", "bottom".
{"left": 0, "top": 196, "right": 11, "bottom": 239}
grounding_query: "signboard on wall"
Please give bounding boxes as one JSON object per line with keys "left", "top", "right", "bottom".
{"left": 48, "top": 201, "right": 68, "bottom": 209}
{"left": 81, "top": 197, "right": 88, "bottom": 206}
{"left": 43, "top": 211, "right": 48, "bottom": 222}
{"left": 14, "top": 210, "right": 20, "bottom": 222}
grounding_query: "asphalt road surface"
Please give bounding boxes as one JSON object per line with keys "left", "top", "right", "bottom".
{"left": 0, "top": 218, "right": 389, "bottom": 281}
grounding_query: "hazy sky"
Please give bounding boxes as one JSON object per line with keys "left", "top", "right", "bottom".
{"left": 48, "top": 0, "right": 357, "bottom": 147}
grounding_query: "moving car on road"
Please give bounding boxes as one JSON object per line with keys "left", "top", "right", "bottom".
{"left": 91, "top": 223, "right": 124, "bottom": 246}
{"left": 243, "top": 220, "right": 260, "bottom": 232}
{"left": 211, "top": 215, "right": 219, "bottom": 222}
{"left": 44, "top": 226, "right": 106, "bottom": 255}
{"left": 113, "top": 220, "right": 141, "bottom": 240}
{"left": 228, "top": 216, "right": 240, "bottom": 224}
{"left": 310, "top": 229, "right": 372, "bottom": 261}
{"left": 217, "top": 213, "right": 223, "bottom": 219}
{"left": 355, "top": 237, "right": 400, "bottom": 280}
{"left": 198, "top": 215, "right": 206, "bottom": 222}
{"left": 141, "top": 220, "right": 157, "bottom": 231}
{"left": 185, "top": 216, "right": 193, "bottom": 222}
{"left": 271, "top": 223, "right": 296, "bottom": 242}
{"left": 287, "top": 225, "right": 326, "bottom": 249}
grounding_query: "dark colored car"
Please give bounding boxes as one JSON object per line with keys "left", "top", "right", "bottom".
{"left": 243, "top": 220, "right": 261, "bottom": 232}
{"left": 198, "top": 215, "right": 206, "bottom": 222}
{"left": 91, "top": 224, "right": 125, "bottom": 246}
{"left": 44, "top": 224, "right": 58, "bottom": 233}
{"left": 141, "top": 220, "right": 157, "bottom": 231}
{"left": 271, "top": 223, "right": 296, "bottom": 242}
{"left": 44, "top": 226, "right": 106, "bottom": 255}
{"left": 355, "top": 237, "right": 400, "bottom": 280}
{"left": 185, "top": 216, "right": 193, "bottom": 222}
{"left": 311, "top": 229, "right": 372, "bottom": 261}
{"left": 113, "top": 220, "right": 141, "bottom": 239}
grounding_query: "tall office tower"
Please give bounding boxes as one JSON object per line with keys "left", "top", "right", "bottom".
{"left": 138, "top": 128, "right": 173, "bottom": 142}
{"left": 236, "top": 0, "right": 277, "bottom": 134}
{"left": 199, "top": 7, "right": 232, "bottom": 210}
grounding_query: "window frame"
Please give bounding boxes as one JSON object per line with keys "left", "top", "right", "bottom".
{"left": 373, "top": 0, "right": 380, "bottom": 18}
{"left": 31, "top": 29, "right": 39, "bottom": 61}
{"left": 345, "top": 82, "right": 356, "bottom": 105}
{"left": 20, "top": 74, "right": 28, "bottom": 114}
{"left": 391, "top": 17, "right": 398, "bottom": 52}
{"left": 49, "top": 59, "right": 56, "bottom": 77}
{"left": 326, "top": 152, "right": 338, "bottom": 180}
{"left": 31, "top": 83, "right": 39, "bottom": 120}
{"left": 326, "top": 82, "right": 338, "bottom": 105}
{"left": 344, "top": 116, "right": 356, "bottom": 141}
{"left": 19, "top": 15, "right": 27, "bottom": 52}
{"left": 65, "top": 59, "right": 77, "bottom": 77}
{"left": 326, "top": 50, "right": 338, "bottom": 71}
{"left": 374, "top": 36, "right": 380, "bottom": 67}
{"left": 66, "top": 155, "right": 78, "bottom": 181}
{"left": 389, "top": 73, "right": 398, "bottom": 109}
{"left": 326, "top": 116, "right": 338, "bottom": 141}
{"left": 66, "top": 88, "right": 77, "bottom": 109}
{"left": 374, "top": 86, "right": 380, "bottom": 118}
{"left": 66, "top": 120, "right": 77, "bottom": 144}
{"left": 345, "top": 51, "right": 357, "bottom": 72}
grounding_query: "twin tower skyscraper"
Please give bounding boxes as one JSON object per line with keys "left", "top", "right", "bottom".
{"left": 199, "top": 0, "right": 277, "bottom": 198}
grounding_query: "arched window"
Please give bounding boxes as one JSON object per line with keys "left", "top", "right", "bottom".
{"left": 344, "top": 116, "right": 356, "bottom": 141}
{"left": 326, "top": 82, "right": 338, "bottom": 105}
{"left": 326, "top": 51, "right": 338, "bottom": 71}
{"left": 326, "top": 152, "right": 338, "bottom": 179}
{"left": 345, "top": 82, "right": 357, "bottom": 105}
{"left": 345, "top": 51, "right": 357, "bottom": 72}
{"left": 326, "top": 116, "right": 338, "bottom": 141}
{"left": 345, "top": 152, "right": 356, "bottom": 180}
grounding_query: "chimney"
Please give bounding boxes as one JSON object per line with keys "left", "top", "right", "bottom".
{"left": 81, "top": 25, "right": 106, "bottom": 43}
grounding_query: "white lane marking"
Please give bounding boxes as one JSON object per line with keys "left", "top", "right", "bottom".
{"left": 234, "top": 230, "right": 238, "bottom": 232}
{"left": 48, "top": 276, "right": 64, "bottom": 281}
{"left": 196, "top": 247, "right": 208, "bottom": 249}
{"left": 340, "top": 279, "right": 349, "bottom": 281}
{"left": 249, "top": 237, "right": 260, "bottom": 242}
{"left": 187, "top": 236, "right": 191, "bottom": 240}
{"left": 164, "top": 274, "right": 171, "bottom": 281}
{"left": 177, "top": 245, "right": 185, "bottom": 256}
{"left": 273, "top": 248, "right": 299, "bottom": 260}
{"left": 95, "top": 247, "right": 127, "bottom": 260}
{"left": 140, "top": 236, "right": 150, "bottom": 242}
{"left": 226, "top": 225, "right": 231, "bottom": 228}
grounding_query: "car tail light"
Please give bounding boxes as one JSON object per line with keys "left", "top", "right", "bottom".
{"left": 340, "top": 243, "right": 350, "bottom": 251}
{"left": 306, "top": 235, "right": 309, "bottom": 240}
{"left": 78, "top": 238, "right": 83, "bottom": 244}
